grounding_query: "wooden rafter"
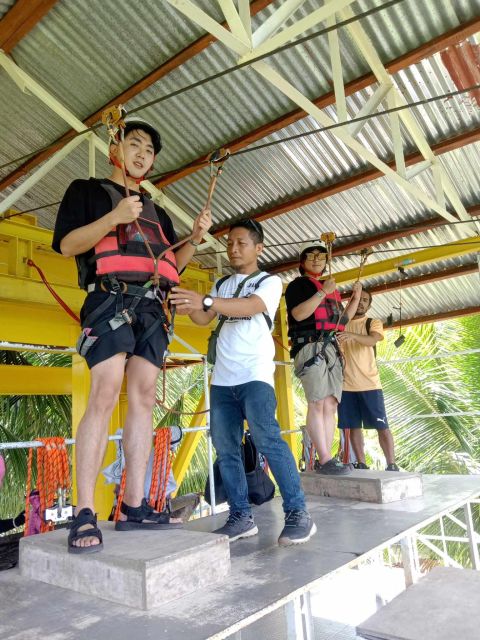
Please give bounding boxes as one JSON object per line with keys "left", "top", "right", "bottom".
{"left": 340, "top": 263, "right": 479, "bottom": 299}
{"left": 265, "top": 203, "right": 480, "bottom": 275}
{"left": 0, "top": 0, "right": 57, "bottom": 52}
{"left": 213, "top": 127, "right": 480, "bottom": 239}
{"left": 0, "top": 0, "right": 273, "bottom": 192}
{"left": 388, "top": 306, "right": 480, "bottom": 329}
{"left": 155, "top": 16, "right": 480, "bottom": 189}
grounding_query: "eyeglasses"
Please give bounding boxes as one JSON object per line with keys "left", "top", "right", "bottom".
{"left": 304, "top": 251, "right": 326, "bottom": 260}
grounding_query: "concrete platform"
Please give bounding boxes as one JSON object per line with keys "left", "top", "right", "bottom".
{"left": 19, "top": 524, "right": 230, "bottom": 610}
{"left": 357, "top": 566, "right": 480, "bottom": 640}
{"left": 1, "top": 475, "right": 479, "bottom": 639}
{"left": 302, "top": 469, "right": 423, "bottom": 503}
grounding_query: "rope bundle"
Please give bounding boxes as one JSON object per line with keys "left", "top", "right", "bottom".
{"left": 25, "top": 437, "right": 71, "bottom": 535}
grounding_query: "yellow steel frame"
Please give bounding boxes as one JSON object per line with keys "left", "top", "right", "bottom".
{"left": 274, "top": 299, "right": 297, "bottom": 453}
{"left": 334, "top": 236, "right": 480, "bottom": 284}
{"left": 3, "top": 213, "right": 478, "bottom": 511}
{"left": 171, "top": 394, "right": 207, "bottom": 492}
{"left": 0, "top": 364, "right": 72, "bottom": 395}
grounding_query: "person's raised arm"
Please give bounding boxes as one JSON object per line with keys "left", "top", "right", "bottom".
{"left": 290, "top": 277, "right": 336, "bottom": 321}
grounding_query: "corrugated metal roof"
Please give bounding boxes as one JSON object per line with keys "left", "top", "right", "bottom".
{"left": 371, "top": 272, "right": 480, "bottom": 321}
{"left": 0, "top": 0, "right": 479, "bottom": 324}
{"left": 0, "top": 0, "right": 15, "bottom": 20}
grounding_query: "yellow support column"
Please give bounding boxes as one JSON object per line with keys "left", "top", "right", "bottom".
{"left": 274, "top": 299, "right": 298, "bottom": 460}
{"left": 172, "top": 393, "right": 206, "bottom": 490}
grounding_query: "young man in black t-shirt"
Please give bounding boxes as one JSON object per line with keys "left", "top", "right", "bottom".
{"left": 53, "top": 117, "right": 211, "bottom": 553}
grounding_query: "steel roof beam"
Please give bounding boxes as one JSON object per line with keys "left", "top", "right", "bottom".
{"left": 0, "top": 54, "right": 226, "bottom": 255}
{"left": 0, "top": 0, "right": 57, "bottom": 52}
{"left": 265, "top": 203, "right": 480, "bottom": 275}
{"left": 154, "top": 16, "right": 480, "bottom": 189}
{"left": 340, "top": 5, "right": 470, "bottom": 221}
{"left": 0, "top": 0, "right": 273, "bottom": 192}
{"left": 340, "top": 263, "right": 479, "bottom": 299}
{"left": 388, "top": 306, "right": 480, "bottom": 329}
{"left": 213, "top": 127, "right": 480, "bottom": 239}
{"left": 168, "top": 1, "right": 464, "bottom": 223}
{"left": 328, "top": 236, "right": 480, "bottom": 287}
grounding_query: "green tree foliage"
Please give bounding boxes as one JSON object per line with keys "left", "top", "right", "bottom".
{"left": 378, "top": 316, "right": 480, "bottom": 474}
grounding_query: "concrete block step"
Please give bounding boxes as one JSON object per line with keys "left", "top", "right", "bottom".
{"left": 19, "top": 523, "right": 230, "bottom": 610}
{"left": 357, "top": 566, "right": 480, "bottom": 640}
{"left": 301, "top": 469, "right": 423, "bottom": 503}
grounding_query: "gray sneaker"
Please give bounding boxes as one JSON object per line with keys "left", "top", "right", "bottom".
{"left": 316, "top": 458, "right": 351, "bottom": 475}
{"left": 278, "top": 510, "right": 317, "bottom": 546}
{"left": 386, "top": 463, "right": 400, "bottom": 471}
{"left": 213, "top": 512, "right": 258, "bottom": 542}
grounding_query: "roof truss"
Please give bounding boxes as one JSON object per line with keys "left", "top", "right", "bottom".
{"left": 166, "top": 0, "right": 475, "bottom": 227}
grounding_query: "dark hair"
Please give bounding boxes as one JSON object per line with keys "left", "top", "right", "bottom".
{"left": 123, "top": 122, "right": 162, "bottom": 154}
{"left": 299, "top": 245, "right": 327, "bottom": 275}
{"left": 229, "top": 218, "right": 264, "bottom": 244}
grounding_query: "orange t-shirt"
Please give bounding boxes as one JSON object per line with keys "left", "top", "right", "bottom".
{"left": 342, "top": 316, "right": 384, "bottom": 391}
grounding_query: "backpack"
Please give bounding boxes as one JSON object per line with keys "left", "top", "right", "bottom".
{"left": 366, "top": 317, "right": 376, "bottom": 358}
{"left": 204, "top": 432, "right": 275, "bottom": 507}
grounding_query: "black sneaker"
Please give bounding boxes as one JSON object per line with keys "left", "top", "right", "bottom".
{"left": 213, "top": 512, "right": 258, "bottom": 542}
{"left": 353, "top": 462, "right": 369, "bottom": 470}
{"left": 386, "top": 463, "right": 400, "bottom": 471}
{"left": 316, "top": 458, "right": 351, "bottom": 475}
{"left": 278, "top": 510, "right": 317, "bottom": 546}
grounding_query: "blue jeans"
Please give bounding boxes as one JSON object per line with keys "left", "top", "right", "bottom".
{"left": 210, "top": 381, "right": 306, "bottom": 516}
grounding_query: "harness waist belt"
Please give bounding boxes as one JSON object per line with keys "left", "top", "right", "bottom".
{"left": 291, "top": 332, "right": 333, "bottom": 346}
{"left": 87, "top": 282, "right": 157, "bottom": 299}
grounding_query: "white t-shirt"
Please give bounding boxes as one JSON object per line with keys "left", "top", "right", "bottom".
{"left": 209, "top": 271, "right": 282, "bottom": 387}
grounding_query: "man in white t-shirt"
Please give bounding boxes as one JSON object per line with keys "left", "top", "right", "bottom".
{"left": 170, "top": 219, "right": 316, "bottom": 546}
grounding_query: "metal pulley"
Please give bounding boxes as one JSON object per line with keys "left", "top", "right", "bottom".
{"left": 101, "top": 104, "right": 126, "bottom": 142}
{"left": 205, "top": 147, "right": 231, "bottom": 209}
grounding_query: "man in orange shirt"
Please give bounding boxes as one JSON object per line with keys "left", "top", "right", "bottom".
{"left": 336, "top": 290, "right": 399, "bottom": 471}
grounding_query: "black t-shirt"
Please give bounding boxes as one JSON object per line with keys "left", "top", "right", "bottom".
{"left": 52, "top": 178, "right": 178, "bottom": 289}
{"left": 285, "top": 277, "right": 322, "bottom": 334}
{"left": 285, "top": 276, "right": 344, "bottom": 356}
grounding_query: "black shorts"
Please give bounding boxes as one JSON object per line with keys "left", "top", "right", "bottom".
{"left": 337, "top": 390, "right": 389, "bottom": 430}
{"left": 79, "top": 291, "right": 168, "bottom": 370}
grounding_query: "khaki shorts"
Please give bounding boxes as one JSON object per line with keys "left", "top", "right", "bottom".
{"left": 294, "top": 340, "right": 343, "bottom": 403}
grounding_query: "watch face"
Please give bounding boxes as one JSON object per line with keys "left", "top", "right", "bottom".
{"left": 203, "top": 296, "right": 213, "bottom": 309}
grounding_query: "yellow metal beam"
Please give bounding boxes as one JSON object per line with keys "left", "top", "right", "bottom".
{"left": 335, "top": 236, "right": 480, "bottom": 285}
{"left": 172, "top": 394, "right": 207, "bottom": 490}
{"left": 0, "top": 364, "right": 72, "bottom": 394}
{"left": 0, "top": 300, "right": 79, "bottom": 347}
{"left": 274, "top": 299, "right": 298, "bottom": 456}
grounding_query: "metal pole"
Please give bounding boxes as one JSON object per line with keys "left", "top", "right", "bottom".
{"left": 285, "top": 595, "right": 305, "bottom": 640}
{"left": 0, "top": 427, "right": 209, "bottom": 450}
{"left": 203, "top": 356, "right": 216, "bottom": 514}
{"left": 464, "top": 501, "right": 480, "bottom": 570}
{"left": 400, "top": 535, "right": 418, "bottom": 587}
{"left": 439, "top": 514, "right": 449, "bottom": 566}
{"left": 302, "top": 591, "right": 314, "bottom": 640}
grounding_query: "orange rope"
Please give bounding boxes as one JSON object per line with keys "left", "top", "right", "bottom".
{"left": 113, "top": 429, "right": 173, "bottom": 521}
{"left": 149, "top": 429, "right": 172, "bottom": 512}
{"left": 24, "top": 437, "right": 71, "bottom": 536}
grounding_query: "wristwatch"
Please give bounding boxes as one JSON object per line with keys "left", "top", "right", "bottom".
{"left": 202, "top": 295, "right": 214, "bottom": 312}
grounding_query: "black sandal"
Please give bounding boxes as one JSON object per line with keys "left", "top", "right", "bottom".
{"left": 115, "top": 498, "right": 183, "bottom": 531}
{"left": 67, "top": 508, "right": 103, "bottom": 554}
